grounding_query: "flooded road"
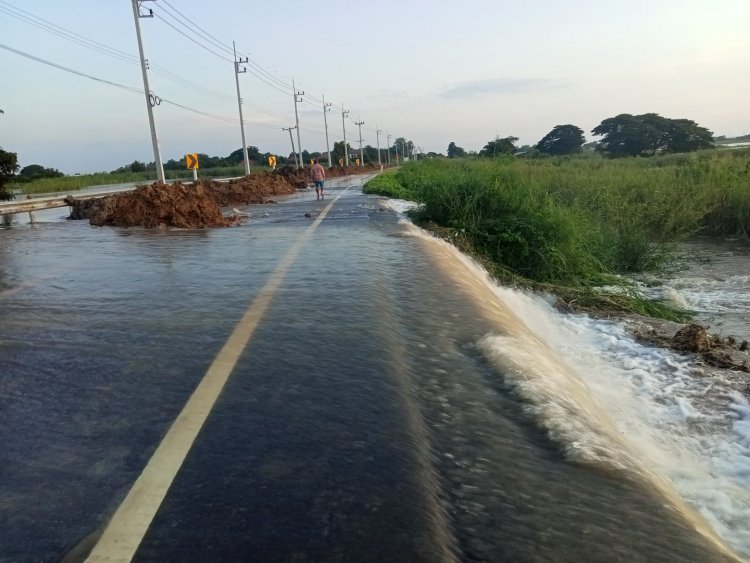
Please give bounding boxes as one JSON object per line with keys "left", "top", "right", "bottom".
{"left": 0, "top": 177, "right": 743, "bottom": 562}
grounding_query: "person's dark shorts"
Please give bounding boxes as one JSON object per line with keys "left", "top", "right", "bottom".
{"left": 314, "top": 180, "right": 324, "bottom": 189}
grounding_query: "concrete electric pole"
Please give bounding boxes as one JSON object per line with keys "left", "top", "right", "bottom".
{"left": 341, "top": 103, "right": 350, "bottom": 166}
{"left": 233, "top": 41, "right": 250, "bottom": 176}
{"left": 131, "top": 0, "right": 165, "bottom": 183}
{"left": 355, "top": 119, "right": 365, "bottom": 167}
{"left": 292, "top": 79, "right": 304, "bottom": 169}
{"left": 376, "top": 127, "right": 382, "bottom": 166}
{"left": 386, "top": 133, "right": 392, "bottom": 165}
{"left": 322, "top": 95, "right": 332, "bottom": 168}
{"left": 282, "top": 126, "right": 298, "bottom": 168}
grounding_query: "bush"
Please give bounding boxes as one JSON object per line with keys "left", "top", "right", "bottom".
{"left": 371, "top": 150, "right": 750, "bottom": 285}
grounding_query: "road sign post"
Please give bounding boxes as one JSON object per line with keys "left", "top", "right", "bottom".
{"left": 186, "top": 153, "right": 199, "bottom": 181}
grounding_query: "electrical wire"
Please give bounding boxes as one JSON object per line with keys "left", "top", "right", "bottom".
{"left": 159, "top": 97, "right": 278, "bottom": 129}
{"left": 2, "top": 1, "right": 381, "bottom": 141}
{"left": 1, "top": 1, "right": 293, "bottom": 121}
{"left": 0, "top": 43, "right": 280, "bottom": 130}
{"left": 245, "top": 57, "right": 292, "bottom": 90}
{"left": 160, "top": 0, "right": 235, "bottom": 57}
{"left": 0, "top": 1, "right": 241, "bottom": 104}
{"left": 0, "top": 42, "right": 142, "bottom": 94}
{"left": 152, "top": 11, "right": 232, "bottom": 62}
{"left": 148, "top": 6, "right": 293, "bottom": 99}
{"left": 0, "top": 2, "right": 138, "bottom": 65}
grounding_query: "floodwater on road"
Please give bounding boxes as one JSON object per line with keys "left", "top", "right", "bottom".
{"left": 0, "top": 177, "right": 745, "bottom": 562}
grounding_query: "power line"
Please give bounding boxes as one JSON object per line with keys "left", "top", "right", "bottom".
{"left": 244, "top": 57, "right": 291, "bottom": 90}
{"left": 0, "top": 42, "right": 278, "bottom": 129}
{"left": 152, "top": 11, "right": 232, "bottom": 62}
{"left": 0, "top": 2, "right": 138, "bottom": 65}
{"left": 159, "top": 97, "right": 278, "bottom": 128}
{"left": 2, "top": 1, "right": 379, "bottom": 149}
{"left": 0, "top": 1, "right": 240, "bottom": 105}
{"left": 0, "top": 42, "right": 142, "bottom": 94}
{"left": 160, "top": 0, "right": 234, "bottom": 56}
{"left": 147, "top": 8, "right": 291, "bottom": 98}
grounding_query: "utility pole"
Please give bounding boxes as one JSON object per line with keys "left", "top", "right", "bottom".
{"left": 341, "top": 103, "right": 350, "bottom": 166}
{"left": 386, "top": 133, "right": 392, "bottom": 165}
{"left": 376, "top": 127, "right": 382, "bottom": 166}
{"left": 292, "top": 78, "right": 304, "bottom": 169}
{"left": 233, "top": 41, "right": 250, "bottom": 176}
{"left": 394, "top": 138, "right": 399, "bottom": 164}
{"left": 131, "top": 0, "right": 164, "bottom": 183}
{"left": 282, "top": 126, "right": 298, "bottom": 168}
{"left": 322, "top": 95, "right": 332, "bottom": 168}
{"left": 355, "top": 119, "right": 365, "bottom": 167}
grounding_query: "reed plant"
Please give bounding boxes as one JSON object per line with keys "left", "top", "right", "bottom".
{"left": 364, "top": 149, "right": 749, "bottom": 310}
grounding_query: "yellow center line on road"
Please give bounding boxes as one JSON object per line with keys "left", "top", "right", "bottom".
{"left": 86, "top": 190, "right": 347, "bottom": 563}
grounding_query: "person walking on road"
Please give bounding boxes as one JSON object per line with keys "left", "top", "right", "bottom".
{"left": 311, "top": 159, "right": 326, "bottom": 200}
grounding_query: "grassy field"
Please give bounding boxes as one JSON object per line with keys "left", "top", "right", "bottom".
{"left": 364, "top": 149, "right": 750, "bottom": 319}
{"left": 10, "top": 165, "right": 257, "bottom": 195}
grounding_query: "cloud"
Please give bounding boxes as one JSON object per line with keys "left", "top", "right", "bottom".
{"left": 440, "top": 77, "right": 563, "bottom": 99}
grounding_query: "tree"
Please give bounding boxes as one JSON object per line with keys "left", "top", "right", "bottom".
{"left": 331, "top": 141, "right": 353, "bottom": 164}
{"left": 480, "top": 136, "right": 518, "bottom": 157}
{"left": 391, "top": 137, "right": 416, "bottom": 160}
{"left": 662, "top": 118, "right": 714, "bottom": 153}
{"left": 447, "top": 142, "right": 466, "bottom": 158}
{"left": 592, "top": 113, "right": 713, "bottom": 157}
{"left": 0, "top": 148, "right": 19, "bottom": 201}
{"left": 18, "top": 164, "right": 64, "bottom": 181}
{"left": 129, "top": 160, "right": 147, "bottom": 173}
{"left": 227, "top": 146, "right": 262, "bottom": 165}
{"left": 537, "top": 124, "right": 585, "bottom": 155}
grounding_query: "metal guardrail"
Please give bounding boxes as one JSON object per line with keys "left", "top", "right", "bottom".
{"left": 0, "top": 176, "right": 242, "bottom": 219}
{"left": 0, "top": 189, "right": 125, "bottom": 216}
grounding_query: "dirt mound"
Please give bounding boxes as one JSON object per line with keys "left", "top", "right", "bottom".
{"left": 65, "top": 165, "right": 387, "bottom": 228}
{"left": 74, "top": 183, "right": 239, "bottom": 228}
{"left": 274, "top": 164, "right": 383, "bottom": 188}
{"left": 209, "top": 173, "right": 295, "bottom": 206}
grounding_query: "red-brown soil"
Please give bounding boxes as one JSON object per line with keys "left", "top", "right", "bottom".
{"left": 67, "top": 183, "right": 239, "bottom": 228}
{"left": 65, "top": 166, "right": 383, "bottom": 228}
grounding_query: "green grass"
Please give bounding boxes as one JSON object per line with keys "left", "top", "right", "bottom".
{"left": 364, "top": 149, "right": 750, "bottom": 319}
{"left": 10, "top": 165, "right": 258, "bottom": 195}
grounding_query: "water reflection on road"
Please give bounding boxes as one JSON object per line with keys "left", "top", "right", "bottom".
{"left": 0, "top": 178, "right": 740, "bottom": 561}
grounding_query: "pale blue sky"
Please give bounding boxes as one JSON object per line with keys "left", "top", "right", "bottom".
{"left": 1, "top": 0, "right": 748, "bottom": 173}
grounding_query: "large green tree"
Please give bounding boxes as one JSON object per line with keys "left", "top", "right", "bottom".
{"left": 592, "top": 113, "right": 713, "bottom": 157}
{"left": 537, "top": 125, "right": 585, "bottom": 155}
{"left": 18, "top": 164, "right": 64, "bottom": 182}
{"left": 331, "top": 141, "right": 354, "bottom": 164}
{"left": 227, "top": 146, "right": 262, "bottom": 165}
{"left": 480, "top": 136, "right": 518, "bottom": 157}
{"left": 447, "top": 142, "right": 466, "bottom": 158}
{"left": 0, "top": 148, "right": 19, "bottom": 201}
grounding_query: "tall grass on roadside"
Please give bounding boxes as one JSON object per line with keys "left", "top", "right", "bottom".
{"left": 364, "top": 149, "right": 750, "bottom": 288}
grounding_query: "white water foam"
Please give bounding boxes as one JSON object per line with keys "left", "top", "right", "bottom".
{"left": 406, "top": 223, "right": 750, "bottom": 559}
{"left": 376, "top": 197, "right": 423, "bottom": 215}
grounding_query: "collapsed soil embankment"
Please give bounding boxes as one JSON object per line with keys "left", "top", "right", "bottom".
{"left": 633, "top": 322, "right": 749, "bottom": 373}
{"left": 66, "top": 182, "right": 239, "bottom": 228}
{"left": 65, "top": 166, "right": 382, "bottom": 228}
{"left": 275, "top": 164, "right": 381, "bottom": 188}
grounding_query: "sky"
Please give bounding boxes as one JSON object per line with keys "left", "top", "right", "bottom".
{"left": 1, "top": 0, "right": 749, "bottom": 173}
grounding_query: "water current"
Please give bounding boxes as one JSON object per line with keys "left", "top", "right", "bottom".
{"left": 0, "top": 179, "right": 748, "bottom": 561}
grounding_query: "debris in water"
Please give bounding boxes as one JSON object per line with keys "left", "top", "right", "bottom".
{"left": 633, "top": 323, "right": 749, "bottom": 373}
